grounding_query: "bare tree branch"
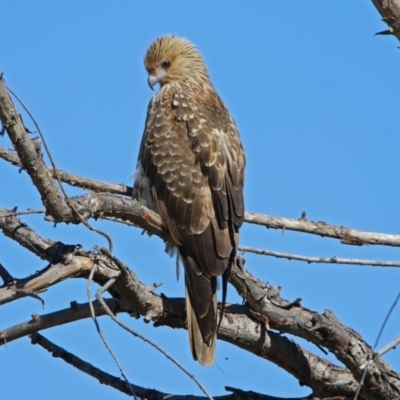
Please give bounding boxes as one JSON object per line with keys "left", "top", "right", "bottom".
{"left": 0, "top": 299, "right": 118, "bottom": 345}
{"left": 0, "top": 205, "right": 54, "bottom": 260}
{"left": 2, "top": 292, "right": 358, "bottom": 399}
{"left": 3, "top": 144, "right": 400, "bottom": 251}
{"left": 0, "top": 145, "right": 131, "bottom": 196}
{"left": 239, "top": 245, "right": 400, "bottom": 268}
{"left": 0, "top": 77, "right": 72, "bottom": 221}
{"left": 87, "top": 267, "right": 138, "bottom": 399}
{"left": 376, "top": 334, "right": 400, "bottom": 358}
{"left": 245, "top": 211, "right": 400, "bottom": 248}
{"left": 93, "top": 255, "right": 214, "bottom": 400}
{"left": 372, "top": 0, "right": 400, "bottom": 40}
{"left": 0, "top": 262, "right": 13, "bottom": 283}
{"left": 229, "top": 258, "right": 400, "bottom": 400}
{"left": 0, "top": 209, "right": 362, "bottom": 398}
{"left": 0, "top": 250, "right": 92, "bottom": 306}
{"left": 31, "top": 332, "right": 326, "bottom": 400}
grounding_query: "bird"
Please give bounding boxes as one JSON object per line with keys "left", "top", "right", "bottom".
{"left": 133, "top": 35, "right": 245, "bottom": 366}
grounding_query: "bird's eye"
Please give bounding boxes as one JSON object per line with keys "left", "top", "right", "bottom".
{"left": 161, "top": 60, "right": 171, "bottom": 69}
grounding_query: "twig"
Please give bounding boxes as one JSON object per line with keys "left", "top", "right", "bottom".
{"left": 239, "top": 245, "right": 400, "bottom": 268}
{"left": 95, "top": 250, "right": 214, "bottom": 400}
{"left": 372, "top": 290, "right": 400, "bottom": 351}
{"left": 87, "top": 262, "right": 137, "bottom": 398}
{"left": 0, "top": 208, "right": 45, "bottom": 218}
{"left": 354, "top": 289, "right": 400, "bottom": 399}
{"left": 0, "top": 262, "right": 13, "bottom": 283}
{"left": 6, "top": 86, "right": 61, "bottom": 193}
{"left": 0, "top": 246, "right": 93, "bottom": 306}
{"left": 0, "top": 299, "right": 118, "bottom": 346}
{"left": 30, "top": 333, "right": 145, "bottom": 397}
{"left": 20, "top": 291, "right": 45, "bottom": 308}
{"left": 375, "top": 334, "right": 400, "bottom": 358}
{"left": 0, "top": 145, "right": 131, "bottom": 196}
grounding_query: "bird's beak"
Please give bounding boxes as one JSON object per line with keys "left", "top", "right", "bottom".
{"left": 147, "top": 74, "right": 158, "bottom": 90}
{"left": 147, "top": 68, "right": 167, "bottom": 90}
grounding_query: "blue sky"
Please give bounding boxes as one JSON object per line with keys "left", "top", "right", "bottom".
{"left": 1, "top": 1, "right": 400, "bottom": 398}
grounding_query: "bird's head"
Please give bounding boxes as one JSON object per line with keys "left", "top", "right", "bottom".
{"left": 144, "top": 35, "right": 210, "bottom": 90}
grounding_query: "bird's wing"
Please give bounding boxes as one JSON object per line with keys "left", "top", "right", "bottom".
{"left": 176, "top": 90, "right": 245, "bottom": 230}
{"left": 137, "top": 86, "right": 244, "bottom": 362}
{"left": 140, "top": 86, "right": 245, "bottom": 270}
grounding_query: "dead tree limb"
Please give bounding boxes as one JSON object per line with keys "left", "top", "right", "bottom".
{"left": 372, "top": 0, "right": 400, "bottom": 41}
{"left": 0, "top": 77, "right": 72, "bottom": 221}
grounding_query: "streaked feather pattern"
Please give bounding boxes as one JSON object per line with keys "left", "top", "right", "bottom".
{"left": 133, "top": 35, "right": 245, "bottom": 366}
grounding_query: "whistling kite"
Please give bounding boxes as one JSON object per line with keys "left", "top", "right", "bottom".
{"left": 133, "top": 35, "right": 245, "bottom": 365}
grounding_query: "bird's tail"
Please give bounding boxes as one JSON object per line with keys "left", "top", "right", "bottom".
{"left": 186, "top": 287, "right": 217, "bottom": 366}
{"left": 183, "top": 255, "right": 218, "bottom": 366}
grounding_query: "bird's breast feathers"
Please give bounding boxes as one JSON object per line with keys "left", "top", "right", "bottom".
{"left": 134, "top": 84, "right": 244, "bottom": 235}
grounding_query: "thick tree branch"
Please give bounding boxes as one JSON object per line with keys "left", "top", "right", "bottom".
{"left": 0, "top": 253, "right": 94, "bottom": 306}
{"left": 0, "top": 205, "right": 54, "bottom": 260}
{"left": 229, "top": 258, "right": 400, "bottom": 400}
{"left": 217, "top": 307, "right": 358, "bottom": 399}
{"left": 0, "top": 78, "right": 72, "bottom": 221}
{"left": 72, "top": 193, "right": 167, "bottom": 239}
{"left": 73, "top": 191, "right": 400, "bottom": 249}
{"left": 245, "top": 211, "right": 400, "bottom": 247}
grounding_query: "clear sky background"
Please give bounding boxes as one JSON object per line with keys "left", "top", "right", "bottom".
{"left": 1, "top": 2, "right": 399, "bottom": 399}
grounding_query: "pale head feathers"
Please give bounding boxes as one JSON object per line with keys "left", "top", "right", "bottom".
{"left": 144, "top": 35, "right": 211, "bottom": 89}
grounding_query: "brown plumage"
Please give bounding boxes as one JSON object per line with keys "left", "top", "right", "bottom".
{"left": 133, "top": 35, "right": 245, "bottom": 366}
